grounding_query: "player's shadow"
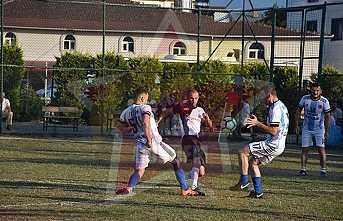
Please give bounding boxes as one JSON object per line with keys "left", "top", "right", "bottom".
{"left": 0, "top": 180, "right": 107, "bottom": 194}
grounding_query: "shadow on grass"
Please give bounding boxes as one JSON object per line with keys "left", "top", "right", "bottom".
{"left": 0, "top": 180, "right": 108, "bottom": 194}
{"left": 2, "top": 194, "right": 341, "bottom": 221}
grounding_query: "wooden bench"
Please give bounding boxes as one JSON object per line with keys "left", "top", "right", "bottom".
{"left": 42, "top": 106, "right": 81, "bottom": 132}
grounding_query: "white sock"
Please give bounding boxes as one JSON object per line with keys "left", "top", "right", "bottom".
{"left": 190, "top": 167, "right": 200, "bottom": 190}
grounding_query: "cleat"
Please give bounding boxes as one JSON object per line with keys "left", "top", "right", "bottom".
{"left": 298, "top": 169, "right": 308, "bottom": 176}
{"left": 115, "top": 187, "right": 132, "bottom": 195}
{"left": 192, "top": 187, "right": 206, "bottom": 196}
{"left": 248, "top": 190, "right": 263, "bottom": 199}
{"left": 320, "top": 170, "right": 327, "bottom": 177}
{"left": 229, "top": 182, "right": 250, "bottom": 192}
{"left": 181, "top": 188, "right": 200, "bottom": 196}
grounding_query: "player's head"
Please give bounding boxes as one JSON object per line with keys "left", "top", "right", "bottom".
{"left": 134, "top": 88, "right": 149, "bottom": 105}
{"left": 188, "top": 89, "right": 199, "bottom": 107}
{"left": 264, "top": 86, "right": 278, "bottom": 105}
{"left": 310, "top": 82, "right": 322, "bottom": 99}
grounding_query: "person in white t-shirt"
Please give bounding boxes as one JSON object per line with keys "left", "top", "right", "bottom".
{"left": 1, "top": 92, "right": 13, "bottom": 130}
{"left": 173, "top": 89, "right": 213, "bottom": 195}
{"left": 230, "top": 86, "right": 289, "bottom": 198}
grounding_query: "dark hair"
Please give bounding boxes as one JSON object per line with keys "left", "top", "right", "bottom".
{"left": 134, "top": 88, "right": 149, "bottom": 99}
{"left": 311, "top": 82, "right": 321, "bottom": 88}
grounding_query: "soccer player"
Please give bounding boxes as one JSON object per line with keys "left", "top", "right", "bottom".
{"left": 172, "top": 89, "right": 213, "bottom": 195}
{"left": 295, "top": 82, "right": 331, "bottom": 176}
{"left": 116, "top": 89, "right": 199, "bottom": 196}
{"left": 230, "top": 86, "right": 289, "bottom": 198}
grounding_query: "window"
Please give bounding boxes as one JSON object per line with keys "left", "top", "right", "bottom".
{"left": 173, "top": 42, "right": 186, "bottom": 55}
{"left": 332, "top": 18, "right": 343, "bottom": 41}
{"left": 5, "top": 32, "right": 16, "bottom": 45}
{"left": 308, "top": 0, "right": 318, "bottom": 2}
{"left": 63, "top": 34, "right": 76, "bottom": 50}
{"left": 122, "top": 36, "right": 134, "bottom": 52}
{"left": 306, "top": 20, "right": 317, "bottom": 32}
{"left": 248, "top": 42, "right": 264, "bottom": 59}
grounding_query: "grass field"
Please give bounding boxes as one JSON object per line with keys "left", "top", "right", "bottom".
{"left": 0, "top": 136, "right": 342, "bottom": 221}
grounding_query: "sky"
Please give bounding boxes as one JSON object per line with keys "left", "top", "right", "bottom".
{"left": 210, "top": 0, "right": 287, "bottom": 9}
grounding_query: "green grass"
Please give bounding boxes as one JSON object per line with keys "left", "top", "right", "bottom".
{"left": 0, "top": 137, "right": 342, "bottom": 221}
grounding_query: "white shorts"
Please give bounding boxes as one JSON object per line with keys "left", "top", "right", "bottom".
{"left": 301, "top": 129, "right": 325, "bottom": 148}
{"left": 135, "top": 141, "right": 177, "bottom": 169}
{"left": 249, "top": 141, "right": 284, "bottom": 165}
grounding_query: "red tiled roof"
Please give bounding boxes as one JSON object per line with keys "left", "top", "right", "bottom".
{"left": 4, "top": 0, "right": 313, "bottom": 37}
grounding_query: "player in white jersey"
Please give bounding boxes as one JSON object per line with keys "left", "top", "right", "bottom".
{"left": 230, "top": 87, "right": 289, "bottom": 198}
{"left": 157, "top": 89, "right": 213, "bottom": 195}
{"left": 116, "top": 89, "right": 200, "bottom": 196}
{"left": 295, "top": 82, "right": 331, "bottom": 176}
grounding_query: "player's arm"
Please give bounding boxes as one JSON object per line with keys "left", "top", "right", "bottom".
{"left": 202, "top": 113, "right": 213, "bottom": 130}
{"left": 143, "top": 113, "right": 153, "bottom": 148}
{"left": 294, "top": 107, "right": 302, "bottom": 134}
{"left": 324, "top": 112, "right": 330, "bottom": 139}
{"left": 246, "top": 114, "right": 279, "bottom": 136}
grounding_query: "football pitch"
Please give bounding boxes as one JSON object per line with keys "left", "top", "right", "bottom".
{"left": 0, "top": 136, "right": 342, "bottom": 221}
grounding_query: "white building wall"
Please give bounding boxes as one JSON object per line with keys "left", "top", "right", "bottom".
{"left": 287, "top": 0, "right": 343, "bottom": 72}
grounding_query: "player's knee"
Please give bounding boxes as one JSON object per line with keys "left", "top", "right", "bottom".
{"left": 199, "top": 165, "right": 205, "bottom": 177}
{"left": 136, "top": 169, "right": 145, "bottom": 178}
{"left": 170, "top": 157, "right": 181, "bottom": 170}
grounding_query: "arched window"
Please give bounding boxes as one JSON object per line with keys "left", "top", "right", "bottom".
{"left": 122, "top": 36, "right": 134, "bottom": 52}
{"left": 173, "top": 42, "right": 186, "bottom": 55}
{"left": 5, "top": 32, "right": 16, "bottom": 45}
{"left": 248, "top": 42, "right": 264, "bottom": 59}
{"left": 63, "top": 34, "right": 76, "bottom": 50}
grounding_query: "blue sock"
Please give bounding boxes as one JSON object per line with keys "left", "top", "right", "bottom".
{"left": 175, "top": 168, "right": 188, "bottom": 190}
{"left": 240, "top": 174, "right": 249, "bottom": 185}
{"left": 128, "top": 171, "right": 140, "bottom": 188}
{"left": 252, "top": 176, "right": 262, "bottom": 193}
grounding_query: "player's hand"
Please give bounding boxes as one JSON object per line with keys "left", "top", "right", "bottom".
{"left": 324, "top": 130, "right": 329, "bottom": 141}
{"left": 146, "top": 141, "right": 153, "bottom": 149}
{"left": 202, "top": 113, "right": 210, "bottom": 120}
{"left": 294, "top": 126, "right": 300, "bottom": 135}
{"left": 245, "top": 114, "right": 258, "bottom": 128}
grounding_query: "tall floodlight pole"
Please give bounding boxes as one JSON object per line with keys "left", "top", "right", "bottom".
{"left": 197, "top": 7, "right": 200, "bottom": 72}
{"left": 101, "top": 0, "right": 106, "bottom": 134}
{"left": 241, "top": 0, "right": 245, "bottom": 75}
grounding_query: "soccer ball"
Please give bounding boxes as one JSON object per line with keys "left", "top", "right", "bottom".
{"left": 223, "top": 116, "right": 237, "bottom": 133}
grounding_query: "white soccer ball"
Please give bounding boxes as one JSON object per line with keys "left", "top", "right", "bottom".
{"left": 223, "top": 116, "right": 237, "bottom": 132}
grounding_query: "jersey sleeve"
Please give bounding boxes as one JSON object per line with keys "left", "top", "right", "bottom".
{"left": 270, "top": 106, "right": 281, "bottom": 126}
{"left": 142, "top": 105, "right": 153, "bottom": 116}
{"left": 323, "top": 99, "right": 331, "bottom": 113}
{"left": 198, "top": 107, "right": 206, "bottom": 119}
{"left": 119, "top": 106, "right": 131, "bottom": 123}
{"left": 298, "top": 96, "right": 305, "bottom": 109}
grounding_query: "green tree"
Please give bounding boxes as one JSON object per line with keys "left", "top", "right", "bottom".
{"left": 53, "top": 52, "right": 94, "bottom": 108}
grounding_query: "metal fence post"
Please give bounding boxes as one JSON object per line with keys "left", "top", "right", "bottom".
{"left": 318, "top": 1, "right": 327, "bottom": 75}
{"left": 270, "top": 7, "right": 276, "bottom": 82}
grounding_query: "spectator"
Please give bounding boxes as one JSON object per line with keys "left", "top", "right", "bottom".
{"left": 1, "top": 92, "right": 13, "bottom": 130}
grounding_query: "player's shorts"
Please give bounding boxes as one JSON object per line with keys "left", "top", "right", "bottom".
{"left": 181, "top": 135, "right": 206, "bottom": 166}
{"left": 248, "top": 141, "right": 284, "bottom": 165}
{"left": 301, "top": 129, "right": 325, "bottom": 148}
{"left": 135, "top": 140, "right": 176, "bottom": 169}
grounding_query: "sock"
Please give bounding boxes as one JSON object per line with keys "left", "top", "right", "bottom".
{"left": 320, "top": 168, "right": 327, "bottom": 172}
{"left": 128, "top": 171, "right": 140, "bottom": 188}
{"left": 175, "top": 168, "right": 188, "bottom": 191}
{"left": 240, "top": 174, "right": 249, "bottom": 185}
{"left": 252, "top": 176, "right": 262, "bottom": 193}
{"left": 190, "top": 167, "right": 200, "bottom": 190}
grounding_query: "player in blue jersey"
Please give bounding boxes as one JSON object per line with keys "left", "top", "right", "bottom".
{"left": 116, "top": 89, "right": 200, "bottom": 196}
{"left": 230, "top": 86, "right": 289, "bottom": 198}
{"left": 295, "top": 82, "right": 331, "bottom": 176}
